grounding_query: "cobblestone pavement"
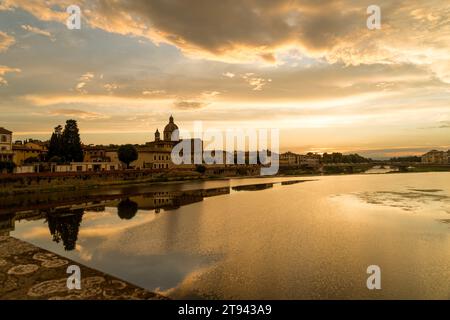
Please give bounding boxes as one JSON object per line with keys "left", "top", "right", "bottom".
{"left": 0, "top": 236, "right": 168, "bottom": 300}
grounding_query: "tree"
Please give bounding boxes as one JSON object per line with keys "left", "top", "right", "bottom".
{"left": 118, "top": 144, "right": 138, "bottom": 168}
{"left": 195, "top": 164, "right": 206, "bottom": 174}
{"left": 47, "top": 125, "right": 63, "bottom": 160}
{"left": 24, "top": 156, "right": 40, "bottom": 164}
{"left": 0, "top": 161, "right": 16, "bottom": 173}
{"left": 48, "top": 155, "right": 63, "bottom": 164}
{"left": 61, "top": 120, "right": 83, "bottom": 162}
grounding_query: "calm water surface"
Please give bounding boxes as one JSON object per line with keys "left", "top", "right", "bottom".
{"left": 7, "top": 173, "right": 450, "bottom": 299}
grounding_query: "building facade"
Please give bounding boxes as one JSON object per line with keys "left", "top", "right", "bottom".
{"left": 421, "top": 150, "right": 450, "bottom": 164}
{"left": 0, "top": 127, "right": 13, "bottom": 162}
{"left": 13, "top": 141, "right": 47, "bottom": 165}
{"left": 131, "top": 115, "right": 202, "bottom": 170}
{"left": 280, "top": 152, "right": 299, "bottom": 166}
{"left": 54, "top": 162, "right": 121, "bottom": 173}
{"left": 280, "top": 151, "right": 321, "bottom": 167}
{"left": 83, "top": 146, "right": 109, "bottom": 162}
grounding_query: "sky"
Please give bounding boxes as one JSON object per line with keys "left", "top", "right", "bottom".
{"left": 0, "top": 0, "right": 449, "bottom": 159}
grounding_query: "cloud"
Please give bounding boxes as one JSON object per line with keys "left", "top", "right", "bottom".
{"left": 79, "top": 72, "right": 95, "bottom": 82}
{"left": 242, "top": 73, "right": 272, "bottom": 91}
{"left": 5, "top": 0, "right": 448, "bottom": 83}
{"left": 0, "top": 65, "right": 21, "bottom": 85}
{"left": 1, "top": 0, "right": 450, "bottom": 154}
{"left": 104, "top": 83, "right": 118, "bottom": 93}
{"left": 142, "top": 89, "right": 166, "bottom": 96}
{"left": 223, "top": 72, "right": 235, "bottom": 78}
{"left": 22, "top": 94, "right": 171, "bottom": 107}
{"left": 438, "top": 121, "right": 450, "bottom": 129}
{"left": 21, "top": 24, "right": 53, "bottom": 39}
{"left": 0, "top": 31, "right": 15, "bottom": 52}
{"left": 49, "top": 108, "right": 109, "bottom": 120}
{"left": 1, "top": 1, "right": 449, "bottom": 89}
{"left": 1, "top": 0, "right": 67, "bottom": 22}
{"left": 76, "top": 72, "right": 95, "bottom": 93}
{"left": 201, "top": 91, "right": 220, "bottom": 98}
{"left": 173, "top": 100, "right": 208, "bottom": 110}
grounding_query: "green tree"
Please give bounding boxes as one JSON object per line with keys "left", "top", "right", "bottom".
{"left": 47, "top": 125, "right": 63, "bottom": 160}
{"left": 24, "top": 156, "right": 40, "bottom": 164}
{"left": 61, "top": 120, "right": 83, "bottom": 162}
{"left": 48, "top": 155, "right": 63, "bottom": 164}
{"left": 118, "top": 144, "right": 138, "bottom": 168}
{"left": 195, "top": 164, "right": 206, "bottom": 174}
{"left": 0, "top": 161, "right": 16, "bottom": 173}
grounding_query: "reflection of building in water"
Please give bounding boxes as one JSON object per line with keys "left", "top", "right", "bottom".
{"left": 132, "top": 187, "right": 230, "bottom": 212}
{"left": 0, "top": 213, "right": 15, "bottom": 236}
{"left": 232, "top": 183, "right": 273, "bottom": 191}
{"left": 47, "top": 209, "right": 84, "bottom": 251}
{"left": 85, "top": 204, "right": 105, "bottom": 212}
{"left": 2, "top": 186, "right": 230, "bottom": 245}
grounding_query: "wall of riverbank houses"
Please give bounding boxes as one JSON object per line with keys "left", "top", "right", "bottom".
{"left": 54, "top": 162, "right": 121, "bottom": 173}
{"left": 421, "top": 150, "right": 450, "bottom": 164}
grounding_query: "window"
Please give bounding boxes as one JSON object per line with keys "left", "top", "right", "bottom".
{"left": 1, "top": 147, "right": 6, "bottom": 151}
{"left": 1, "top": 135, "right": 6, "bottom": 143}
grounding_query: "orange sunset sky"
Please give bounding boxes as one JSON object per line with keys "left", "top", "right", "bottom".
{"left": 0, "top": 0, "right": 449, "bottom": 159}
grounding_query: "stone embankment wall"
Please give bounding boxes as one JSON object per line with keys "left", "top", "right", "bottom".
{"left": 0, "top": 165, "right": 262, "bottom": 195}
{"left": 0, "top": 169, "right": 200, "bottom": 195}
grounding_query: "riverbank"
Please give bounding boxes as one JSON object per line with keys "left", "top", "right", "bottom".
{"left": 0, "top": 236, "right": 168, "bottom": 300}
{"left": 1, "top": 164, "right": 449, "bottom": 196}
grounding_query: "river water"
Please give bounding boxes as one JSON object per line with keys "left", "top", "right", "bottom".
{"left": 7, "top": 172, "right": 450, "bottom": 299}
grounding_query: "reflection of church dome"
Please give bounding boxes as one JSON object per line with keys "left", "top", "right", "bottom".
{"left": 163, "top": 115, "right": 179, "bottom": 141}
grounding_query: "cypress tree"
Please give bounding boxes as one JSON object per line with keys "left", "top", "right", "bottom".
{"left": 48, "top": 125, "right": 63, "bottom": 160}
{"left": 61, "top": 120, "right": 83, "bottom": 162}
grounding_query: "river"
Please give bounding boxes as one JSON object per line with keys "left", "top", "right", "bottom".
{"left": 7, "top": 172, "right": 450, "bottom": 299}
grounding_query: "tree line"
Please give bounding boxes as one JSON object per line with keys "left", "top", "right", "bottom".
{"left": 47, "top": 119, "right": 138, "bottom": 167}
{"left": 321, "top": 152, "right": 371, "bottom": 164}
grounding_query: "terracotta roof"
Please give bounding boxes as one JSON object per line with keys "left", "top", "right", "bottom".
{"left": 0, "top": 127, "right": 12, "bottom": 134}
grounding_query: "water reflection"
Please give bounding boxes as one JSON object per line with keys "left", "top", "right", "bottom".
{"left": 6, "top": 173, "right": 450, "bottom": 299}
{"left": 351, "top": 189, "right": 450, "bottom": 213}
{"left": 1, "top": 181, "right": 307, "bottom": 251}
{"left": 232, "top": 183, "right": 273, "bottom": 191}
{"left": 47, "top": 209, "right": 84, "bottom": 251}
{"left": 117, "top": 199, "right": 138, "bottom": 220}
{"left": 1, "top": 186, "right": 233, "bottom": 249}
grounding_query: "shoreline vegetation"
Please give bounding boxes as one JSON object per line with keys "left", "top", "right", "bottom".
{"left": 1, "top": 163, "right": 449, "bottom": 196}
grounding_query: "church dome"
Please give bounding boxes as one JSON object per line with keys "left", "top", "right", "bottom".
{"left": 163, "top": 115, "right": 179, "bottom": 141}
{"left": 163, "top": 115, "right": 178, "bottom": 133}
